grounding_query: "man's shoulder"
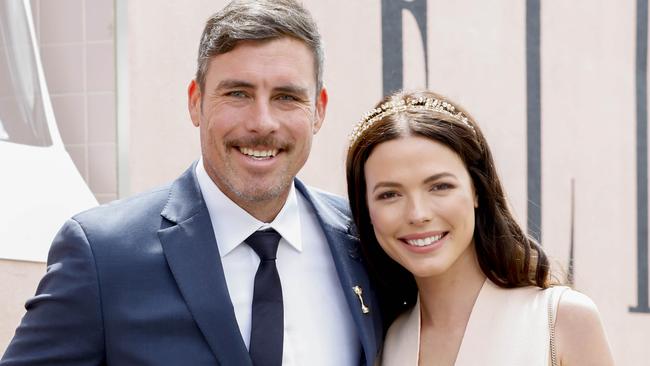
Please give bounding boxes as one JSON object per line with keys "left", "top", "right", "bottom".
{"left": 301, "top": 184, "right": 351, "bottom": 217}
{"left": 72, "top": 183, "right": 172, "bottom": 230}
{"left": 297, "top": 184, "right": 357, "bottom": 235}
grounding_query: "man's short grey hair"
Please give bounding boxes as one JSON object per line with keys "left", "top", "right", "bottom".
{"left": 196, "top": 0, "right": 324, "bottom": 93}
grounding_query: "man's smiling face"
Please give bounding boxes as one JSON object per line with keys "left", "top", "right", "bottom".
{"left": 188, "top": 37, "right": 327, "bottom": 219}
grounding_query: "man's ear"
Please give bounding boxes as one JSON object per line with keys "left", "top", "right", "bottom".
{"left": 312, "top": 87, "right": 328, "bottom": 134}
{"left": 188, "top": 79, "right": 201, "bottom": 127}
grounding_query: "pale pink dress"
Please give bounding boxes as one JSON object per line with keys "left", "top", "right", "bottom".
{"left": 380, "top": 280, "right": 569, "bottom": 366}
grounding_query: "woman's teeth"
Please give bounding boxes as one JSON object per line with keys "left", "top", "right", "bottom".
{"left": 405, "top": 234, "right": 444, "bottom": 247}
{"left": 239, "top": 147, "right": 278, "bottom": 158}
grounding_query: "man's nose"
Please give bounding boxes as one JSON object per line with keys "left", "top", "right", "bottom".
{"left": 245, "top": 99, "right": 280, "bottom": 135}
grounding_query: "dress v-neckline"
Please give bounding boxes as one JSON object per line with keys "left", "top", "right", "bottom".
{"left": 382, "top": 280, "right": 559, "bottom": 366}
{"left": 415, "top": 278, "right": 490, "bottom": 366}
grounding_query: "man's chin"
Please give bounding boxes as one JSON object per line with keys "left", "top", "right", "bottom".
{"left": 232, "top": 181, "right": 291, "bottom": 203}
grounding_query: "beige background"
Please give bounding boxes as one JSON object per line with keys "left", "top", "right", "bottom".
{"left": 1, "top": 0, "right": 648, "bottom": 364}
{"left": 31, "top": 0, "right": 118, "bottom": 204}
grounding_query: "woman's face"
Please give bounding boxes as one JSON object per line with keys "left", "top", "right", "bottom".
{"left": 364, "top": 135, "right": 477, "bottom": 279}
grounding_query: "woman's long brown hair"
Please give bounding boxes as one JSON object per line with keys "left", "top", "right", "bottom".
{"left": 346, "top": 90, "right": 551, "bottom": 329}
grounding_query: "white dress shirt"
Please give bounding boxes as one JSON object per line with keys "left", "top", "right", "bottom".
{"left": 195, "top": 160, "right": 360, "bottom": 365}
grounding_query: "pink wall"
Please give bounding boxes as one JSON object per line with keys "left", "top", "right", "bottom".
{"left": 32, "top": 0, "right": 117, "bottom": 204}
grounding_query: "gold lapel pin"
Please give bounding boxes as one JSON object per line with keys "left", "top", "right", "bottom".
{"left": 352, "top": 286, "right": 370, "bottom": 314}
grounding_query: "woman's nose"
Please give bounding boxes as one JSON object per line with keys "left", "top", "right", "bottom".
{"left": 406, "top": 197, "right": 432, "bottom": 225}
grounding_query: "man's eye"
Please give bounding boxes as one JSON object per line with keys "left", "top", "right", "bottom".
{"left": 227, "top": 91, "right": 247, "bottom": 98}
{"left": 276, "top": 94, "right": 299, "bottom": 101}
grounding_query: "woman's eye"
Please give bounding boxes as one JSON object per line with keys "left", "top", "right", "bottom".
{"left": 376, "top": 191, "right": 398, "bottom": 200}
{"left": 431, "top": 183, "right": 453, "bottom": 191}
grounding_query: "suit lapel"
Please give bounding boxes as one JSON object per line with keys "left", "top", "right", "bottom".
{"left": 157, "top": 165, "right": 252, "bottom": 366}
{"left": 295, "top": 180, "right": 382, "bottom": 366}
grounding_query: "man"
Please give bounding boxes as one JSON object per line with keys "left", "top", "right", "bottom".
{"left": 0, "top": 1, "right": 382, "bottom": 365}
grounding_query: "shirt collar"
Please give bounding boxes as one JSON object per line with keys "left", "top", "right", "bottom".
{"left": 195, "top": 158, "right": 303, "bottom": 257}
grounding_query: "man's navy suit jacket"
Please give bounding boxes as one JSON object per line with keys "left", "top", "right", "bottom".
{"left": 1, "top": 164, "right": 383, "bottom": 365}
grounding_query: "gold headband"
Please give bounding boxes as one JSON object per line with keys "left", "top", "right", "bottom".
{"left": 349, "top": 96, "right": 476, "bottom": 144}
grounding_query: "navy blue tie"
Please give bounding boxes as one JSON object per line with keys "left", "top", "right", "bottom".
{"left": 245, "top": 229, "right": 283, "bottom": 366}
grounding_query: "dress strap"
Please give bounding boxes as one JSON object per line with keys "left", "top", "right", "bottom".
{"left": 547, "top": 286, "right": 570, "bottom": 366}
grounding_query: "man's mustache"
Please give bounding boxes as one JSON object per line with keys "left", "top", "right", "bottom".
{"left": 225, "top": 136, "right": 291, "bottom": 150}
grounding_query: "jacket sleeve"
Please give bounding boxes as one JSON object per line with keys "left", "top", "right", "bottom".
{"left": 1, "top": 219, "right": 105, "bottom": 365}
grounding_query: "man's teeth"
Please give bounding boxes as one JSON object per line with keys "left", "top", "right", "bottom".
{"left": 405, "top": 234, "right": 444, "bottom": 247}
{"left": 239, "top": 147, "right": 278, "bottom": 158}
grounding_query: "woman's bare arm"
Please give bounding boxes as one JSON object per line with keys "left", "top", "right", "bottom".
{"left": 555, "top": 289, "right": 615, "bottom": 366}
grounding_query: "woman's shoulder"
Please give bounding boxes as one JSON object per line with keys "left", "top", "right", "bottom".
{"left": 556, "top": 288, "right": 599, "bottom": 321}
{"left": 555, "top": 288, "right": 615, "bottom": 365}
{"left": 555, "top": 288, "right": 604, "bottom": 338}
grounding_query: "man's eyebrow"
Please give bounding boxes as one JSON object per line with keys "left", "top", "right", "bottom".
{"left": 214, "top": 79, "right": 255, "bottom": 91}
{"left": 274, "top": 85, "right": 310, "bottom": 97}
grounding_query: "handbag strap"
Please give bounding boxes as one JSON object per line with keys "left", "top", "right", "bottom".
{"left": 547, "top": 286, "right": 569, "bottom": 366}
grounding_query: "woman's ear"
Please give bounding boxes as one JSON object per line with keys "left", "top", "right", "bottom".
{"left": 472, "top": 183, "right": 479, "bottom": 208}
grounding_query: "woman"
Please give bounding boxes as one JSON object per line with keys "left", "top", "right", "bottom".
{"left": 346, "top": 90, "right": 614, "bottom": 365}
